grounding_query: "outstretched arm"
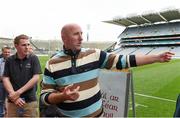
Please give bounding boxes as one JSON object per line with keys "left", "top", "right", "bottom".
{"left": 136, "top": 52, "right": 174, "bottom": 66}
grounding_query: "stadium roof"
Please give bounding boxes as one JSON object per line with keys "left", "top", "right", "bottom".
{"left": 0, "top": 37, "right": 12, "bottom": 40}
{"left": 104, "top": 9, "right": 180, "bottom": 27}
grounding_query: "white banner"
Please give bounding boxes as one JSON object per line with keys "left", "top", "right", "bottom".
{"left": 99, "top": 69, "right": 130, "bottom": 117}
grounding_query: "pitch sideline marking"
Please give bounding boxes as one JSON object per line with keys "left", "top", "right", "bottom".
{"left": 135, "top": 93, "right": 176, "bottom": 103}
{"left": 129, "top": 102, "right": 148, "bottom": 110}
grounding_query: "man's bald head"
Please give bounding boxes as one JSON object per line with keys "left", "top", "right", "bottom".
{"left": 61, "top": 23, "right": 83, "bottom": 51}
{"left": 61, "top": 23, "right": 81, "bottom": 37}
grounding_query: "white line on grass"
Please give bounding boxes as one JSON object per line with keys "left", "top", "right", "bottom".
{"left": 135, "top": 93, "right": 176, "bottom": 103}
{"left": 135, "top": 103, "right": 148, "bottom": 107}
{"left": 129, "top": 103, "right": 148, "bottom": 110}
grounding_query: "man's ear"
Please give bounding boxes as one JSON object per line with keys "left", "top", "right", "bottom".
{"left": 62, "top": 36, "right": 68, "bottom": 44}
{"left": 14, "top": 44, "right": 18, "bottom": 48}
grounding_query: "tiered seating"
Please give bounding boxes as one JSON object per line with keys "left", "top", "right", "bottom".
{"left": 131, "top": 47, "right": 154, "bottom": 55}
{"left": 148, "top": 47, "right": 170, "bottom": 54}
{"left": 114, "top": 48, "right": 137, "bottom": 55}
{"left": 170, "top": 47, "right": 180, "bottom": 57}
{"left": 104, "top": 9, "right": 180, "bottom": 57}
{"left": 120, "top": 22, "right": 180, "bottom": 39}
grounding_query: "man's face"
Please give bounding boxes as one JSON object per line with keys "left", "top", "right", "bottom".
{"left": 63, "top": 25, "right": 83, "bottom": 51}
{"left": 2, "top": 48, "right": 11, "bottom": 59}
{"left": 28, "top": 46, "right": 33, "bottom": 54}
{"left": 15, "top": 38, "right": 30, "bottom": 57}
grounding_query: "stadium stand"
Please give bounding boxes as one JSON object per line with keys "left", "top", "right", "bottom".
{"left": 130, "top": 47, "right": 154, "bottom": 55}
{"left": 104, "top": 8, "right": 180, "bottom": 58}
{"left": 170, "top": 46, "right": 180, "bottom": 56}
{"left": 148, "top": 47, "right": 170, "bottom": 55}
{"left": 115, "top": 47, "right": 138, "bottom": 55}
{"left": 0, "top": 37, "right": 114, "bottom": 56}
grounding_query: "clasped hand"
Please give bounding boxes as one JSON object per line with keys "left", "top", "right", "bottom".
{"left": 9, "top": 91, "right": 26, "bottom": 107}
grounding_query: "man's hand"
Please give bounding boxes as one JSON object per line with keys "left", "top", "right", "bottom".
{"left": 62, "top": 84, "right": 80, "bottom": 101}
{"left": 47, "top": 84, "right": 80, "bottom": 104}
{"left": 14, "top": 98, "right": 26, "bottom": 108}
{"left": 8, "top": 91, "right": 21, "bottom": 102}
{"left": 158, "top": 52, "right": 174, "bottom": 62}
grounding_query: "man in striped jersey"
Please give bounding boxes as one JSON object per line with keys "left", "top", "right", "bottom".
{"left": 40, "top": 23, "right": 174, "bottom": 117}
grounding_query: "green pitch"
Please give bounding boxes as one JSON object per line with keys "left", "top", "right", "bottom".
{"left": 38, "top": 55, "right": 180, "bottom": 117}
{"left": 129, "top": 59, "right": 180, "bottom": 117}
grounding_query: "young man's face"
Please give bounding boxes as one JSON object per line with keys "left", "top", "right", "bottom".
{"left": 15, "top": 38, "right": 30, "bottom": 57}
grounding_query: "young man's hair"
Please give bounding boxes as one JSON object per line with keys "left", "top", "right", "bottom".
{"left": 14, "top": 34, "right": 30, "bottom": 44}
{"left": 1, "top": 46, "right": 11, "bottom": 52}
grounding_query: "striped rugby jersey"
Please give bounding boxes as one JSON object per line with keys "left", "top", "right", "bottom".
{"left": 40, "top": 48, "right": 137, "bottom": 117}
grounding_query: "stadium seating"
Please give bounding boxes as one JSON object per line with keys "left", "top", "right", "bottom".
{"left": 105, "top": 9, "right": 180, "bottom": 58}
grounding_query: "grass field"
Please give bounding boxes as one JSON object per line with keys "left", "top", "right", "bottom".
{"left": 129, "top": 59, "right": 180, "bottom": 117}
{"left": 38, "top": 56, "right": 180, "bottom": 117}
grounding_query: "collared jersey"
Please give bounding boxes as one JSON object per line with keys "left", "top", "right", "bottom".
{"left": 41, "top": 48, "right": 136, "bottom": 117}
{"left": 3, "top": 53, "right": 42, "bottom": 102}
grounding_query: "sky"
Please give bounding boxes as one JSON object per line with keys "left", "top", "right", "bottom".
{"left": 0, "top": 0, "right": 180, "bottom": 42}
